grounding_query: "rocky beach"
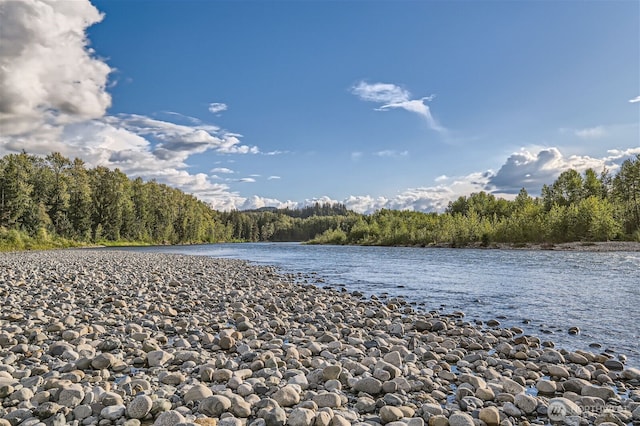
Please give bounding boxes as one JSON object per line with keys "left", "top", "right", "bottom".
{"left": 1, "top": 250, "right": 639, "bottom": 426}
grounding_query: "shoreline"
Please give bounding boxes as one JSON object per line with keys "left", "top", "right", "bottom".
{"left": 425, "top": 241, "right": 640, "bottom": 252}
{"left": 1, "top": 250, "right": 639, "bottom": 426}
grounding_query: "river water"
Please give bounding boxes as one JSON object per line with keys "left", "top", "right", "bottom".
{"left": 120, "top": 243, "right": 640, "bottom": 367}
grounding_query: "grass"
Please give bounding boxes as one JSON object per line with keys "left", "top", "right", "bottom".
{"left": 0, "top": 228, "right": 88, "bottom": 252}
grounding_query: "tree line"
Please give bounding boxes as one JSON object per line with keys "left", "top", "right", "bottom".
{"left": 1, "top": 151, "right": 638, "bottom": 250}
{"left": 0, "top": 152, "right": 223, "bottom": 248}
{"left": 311, "top": 155, "right": 640, "bottom": 246}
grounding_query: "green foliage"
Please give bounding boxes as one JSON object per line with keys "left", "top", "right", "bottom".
{"left": 308, "top": 228, "right": 348, "bottom": 245}
{"left": 1, "top": 152, "right": 638, "bottom": 250}
{"left": 0, "top": 152, "right": 221, "bottom": 249}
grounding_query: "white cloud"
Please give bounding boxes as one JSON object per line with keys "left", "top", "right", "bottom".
{"left": 351, "top": 82, "right": 410, "bottom": 104}
{"left": 375, "top": 150, "right": 409, "bottom": 158}
{"left": 0, "top": 0, "right": 112, "bottom": 136}
{"left": 574, "top": 126, "right": 605, "bottom": 139}
{"left": 267, "top": 176, "right": 281, "bottom": 180}
{"left": 351, "top": 152, "right": 363, "bottom": 161}
{"left": 231, "top": 146, "right": 640, "bottom": 214}
{"left": 487, "top": 147, "right": 640, "bottom": 194}
{"left": 208, "top": 102, "right": 228, "bottom": 114}
{"left": 211, "top": 167, "right": 234, "bottom": 174}
{"left": 237, "top": 177, "right": 256, "bottom": 183}
{"left": 351, "top": 81, "right": 444, "bottom": 132}
{"left": 629, "top": 96, "right": 640, "bottom": 103}
{"left": 0, "top": 0, "right": 262, "bottom": 209}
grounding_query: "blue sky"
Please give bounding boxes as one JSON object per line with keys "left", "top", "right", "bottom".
{"left": 1, "top": 0, "right": 638, "bottom": 211}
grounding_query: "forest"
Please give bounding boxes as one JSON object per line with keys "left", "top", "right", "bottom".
{"left": 1, "top": 151, "right": 638, "bottom": 250}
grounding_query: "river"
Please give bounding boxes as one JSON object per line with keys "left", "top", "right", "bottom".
{"left": 119, "top": 243, "right": 640, "bottom": 367}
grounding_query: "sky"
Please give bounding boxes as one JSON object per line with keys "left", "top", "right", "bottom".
{"left": 0, "top": 0, "right": 639, "bottom": 212}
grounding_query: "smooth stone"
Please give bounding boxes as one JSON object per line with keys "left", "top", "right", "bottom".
{"left": 514, "top": 393, "right": 538, "bottom": 414}
{"left": 273, "top": 385, "right": 300, "bottom": 407}
{"left": 57, "top": 387, "right": 85, "bottom": 408}
{"left": 476, "top": 387, "right": 495, "bottom": 401}
{"left": 582, "top": 385, "right": 616, "bottom": 401}
{"left": 322, "top": 365, "right": 342, "bottom": 381}
{"left": 126, "top": 395, "right": 153, "bottom": 419}
{"left": 536, "top": 379, "right": 557, "bottom": 394}
{"left": 502, "top": 378, "right": 525, "bottom": 395}
{"left": 153, "top": 410, "right": 186, "bottom": 426}
{"left": 313, "top": 393, "right": 341, "bottom": 408}
{"left": 100, "top": 404, "right": 126, "bottom": 421}
{"left": 184, "top": 384, "right": 213, "bottom": 403}
{"left": 448, "top": 412, "right": 475, "bottom": 426}
{"left": 547, "top": 364, "right": 570, "bottom": 379}
{"left": 199, "top": 395, "right": 232, "bottom": 417}
{"left": 502, "top": 402, "right": 522, "bottom": 417}
{"left": 604, "top": 359, "right": 624, "bottom": 371}
{"left": 263, "top": 407, "right": 287, "bottom": 426}
{"left": 479, "top": 406, "right": 500, "bottom": 426}
{"left": 147, "top": 350, "right": 173, "bottom": 367}
{"left": 379, "top": 406, "right": 404, "bottom": 424}
{"left": 622, "top": 368, "right": 640, "bottom": 380}
{"left": 287, "top": 408, "right": 315, "bottom": 426}
{"left": 353, "top": 377, "right": 383, "bottom": 394}
{"left": 428, "top": 415, "right": 449, "bottom": 426}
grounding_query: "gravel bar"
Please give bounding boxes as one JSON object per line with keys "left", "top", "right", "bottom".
{"left": 1, "top": 249, "right": 639, "bottom": 426}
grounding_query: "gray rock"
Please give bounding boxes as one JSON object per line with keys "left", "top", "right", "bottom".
{"left": 273, "top": 385, "right": 300, "bottom": 407}
{"left": 100, "top": 404, "right": 126, "bottom": 420}
{"left": 199, "top": 395, "right": 232, "bottom": 417}
{"left": 287, "top": 408, "right": 315, "bottom": 426}
{"left": 313, "top": 392, "right": 341, "bottom": 408}
{"left": 262, "top": 407, "right": 287, "bottom": 426}
{"left": 514, "top": 393, "right": 538, "bottom": 414}
{"left": 126, "top": 395, "right": 153, "bottom": 419}
{"left": 147, "top": 350, "right": 173, "bottom": 367}
{"left": 581, "top": 385, "right": 616, "bottom": 401}
{"left": 622, "top": 368, "right": 640, "bottom": 380}
{"left": 184, "top": 384, "right": 213, "bottom": 403}
{"left": 353, "top": 377, "right": 383, "bottom": 394}
{"left": 153, "top": 410, "right": 186, "bottom": 426}
{"left": 379, "top": 406, "right": 403, "bottom": 424}
{"left": 502, "top": 378, "right": 525, "bottom": 395}
{"left": 502, "top": 402, "right": 522, "bottom": 417}
{"left": 478, "top": 407, "right": 500, "bottom": 426}
{"left": 536, "top": 379, "right": 557, "bottom": 394}
{"left": 57, "top": 387, "right": 85, "bottom": 408}
{"left": 448, "top": 412, "right": 475, "bottom": 426}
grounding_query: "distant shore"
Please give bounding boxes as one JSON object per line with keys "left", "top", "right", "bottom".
{"left": 427, "top": 241, "right": 640, "bottom": 252}
{"left": 497, "top": 241, "right": 640, "bottom": 252}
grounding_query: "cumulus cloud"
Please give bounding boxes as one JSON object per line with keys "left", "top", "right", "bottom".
{"left": 0, "top": 0, "right": 264, "bottom": 208}
{"left": 0, "top": 0, "right": 112, "bottom": 136}
{"left": 231, "top": 147, "right": 640, "bottom": 214}
{"left": 629, "top": 96, "right": 640, "bottom": 103}
{"left": 351, "top": 81, "right": 444, "bottom": 132}
{"left": 487, "top": 147, "right": 640, "bottom": 194}
{"left": 208, "top": 102, "right": 228, "bottom": 114}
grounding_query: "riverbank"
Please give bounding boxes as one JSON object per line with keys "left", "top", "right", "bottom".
{"left": 1, "top": 250, "right": 638, "bottom": 426}
{"left": 426, "top": 241, "right": 640, "bottom": 252}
